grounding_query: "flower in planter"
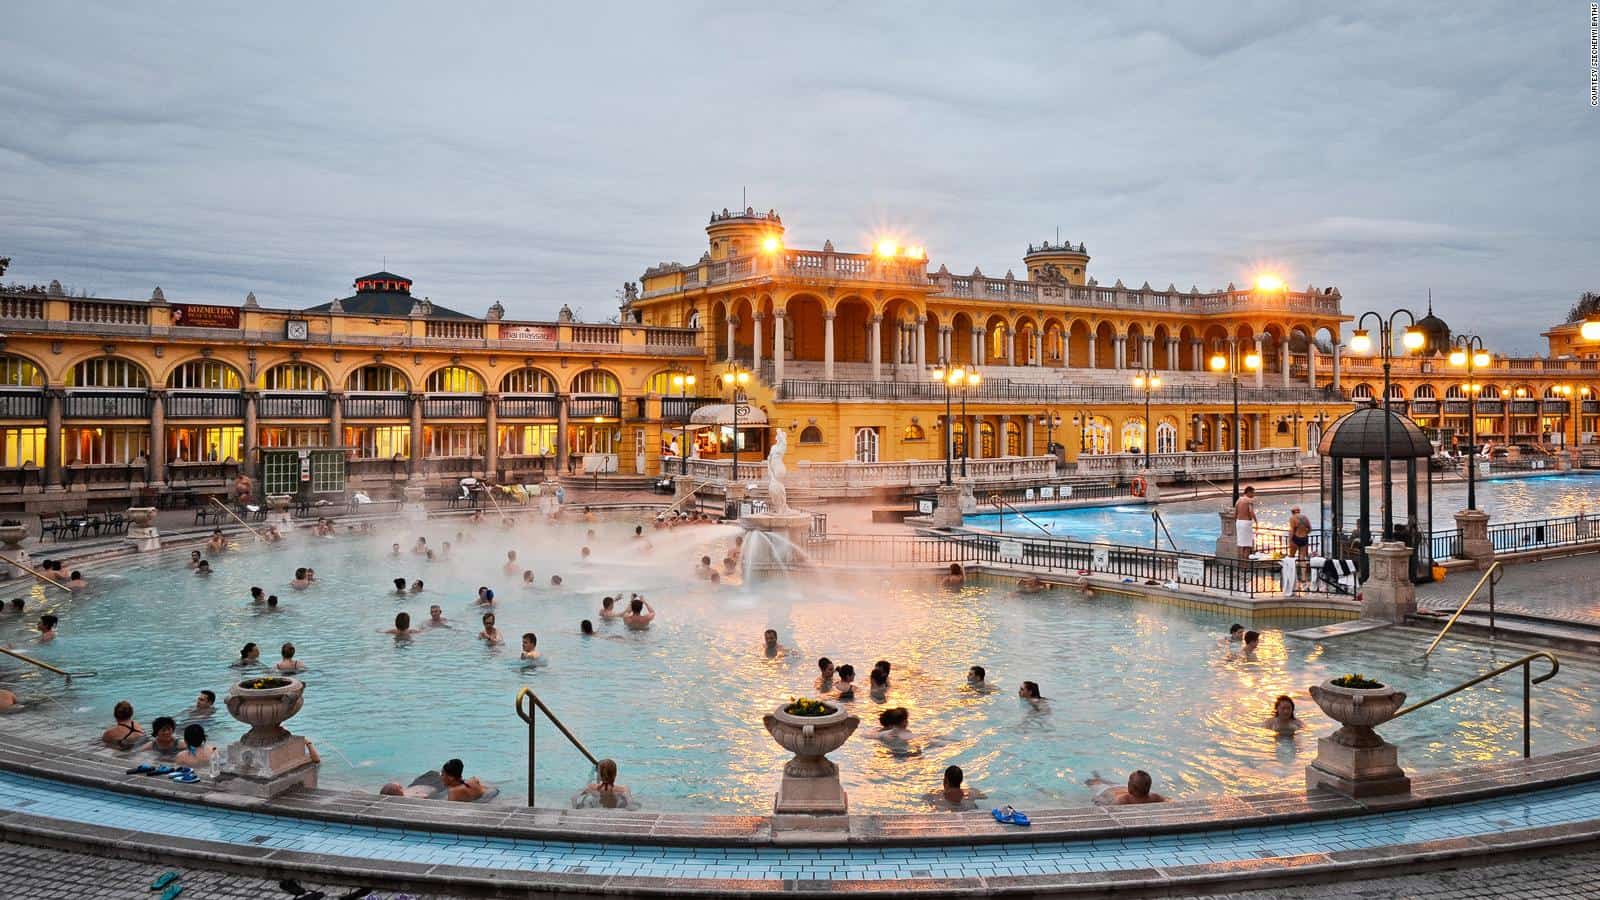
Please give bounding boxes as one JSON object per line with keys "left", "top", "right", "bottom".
{"left": 784, "top": 697, "right": 835, "bottom": 717}
{"left": 240, "top": 677, "right": 292, "bottom": 690}
{"left": 1331, "top": 673, "right": 1384, "bottom": 689}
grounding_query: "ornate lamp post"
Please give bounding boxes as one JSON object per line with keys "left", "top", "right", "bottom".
{"left": 1132, "top": 369, "right": 1161, "bottom": 469}
{"left": 1350, "top": 310, "right": 1425, "bottom": 541}
{"left": 1209, "top": 343, "right": 1262, "bottom": 503}
{"left": 1448, "top": 336, "right": 1490, "bottom": 510}
{"left": 720, "top": 361, "right": 750, "bottom": 499}
{"left": 931, "top": 359, "right": 955, "bottom": 485}
{"left": 671, "top": 372, "right": 697, "bottom": 477}
{"left": 1041, "top": 408, "right": 1062, "bottom": 458}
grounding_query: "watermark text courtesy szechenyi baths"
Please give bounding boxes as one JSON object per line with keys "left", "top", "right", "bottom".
{"left": 1592, "top": 4, "right": 1599, "bottom": 105}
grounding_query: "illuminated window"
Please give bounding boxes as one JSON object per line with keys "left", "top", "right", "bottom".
{"left": 424, "top": 366, "right": 484, "bottom": 393}
{"left": 168, "top": 361, "right": 241, "bottom": 390}
{"left": 902, "top": 423, "right": 926, "bottom": 441}
{"left": 258, "top": 364, "right": 326, "bottom": 391}
{"left": 0, "top": 355, "right": 44, "bottom": 388}
{"left": 1412, "top": 384, "right": 1437, "bottom": 400}
{"left": 1121, "top": 418, "right": 1146, "bottom": 454}
{"left": 500, "top": 368, "right": 557, "bottom": 393}
{"left": 497, "top": 424, "right": 557, "bottom": 456}
{"left": 63, "top": 426, "right": 149, "bottom": 465}
{"left": 423, "top": 425, "right": 485, "bottom": 458}
{"left": 343, "top": 425, "right": 411, "bottom": 459}
{"left": 1350, "top": 384, "right": 1374, "bottom": 401}
{"left": 799, "top": 425, "right": 823, "bottom": 444}
{"left": 258, "top": 426, "right": 328, "bottom": 447}
{"left": 168, "top": 426, "right": 244, "bottom": 463}
{"left": 345, "top": 365, "right": 408, "bottom": 392}
{"left": 0, "top": 427, "right": 45, "bottom": 467}
{"left": 568, "top": 423, "right": 619, "bottom": 454}
{"left": 571, "top": 369, "right": 620, "bottom": 395}
{"left": 67, "top": 358, "right": 148, "bottom": 388}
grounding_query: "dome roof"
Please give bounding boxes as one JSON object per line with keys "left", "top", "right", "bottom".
{"left": 1414, "top": 297, "right": 1451, "bottom": 355}
{"left": 1317, "top": 406, "right": 1432, "bottom": 459}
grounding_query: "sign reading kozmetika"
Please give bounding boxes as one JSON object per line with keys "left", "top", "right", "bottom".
{"left": 170, "top": 303, "right": 241, "bottom": 329}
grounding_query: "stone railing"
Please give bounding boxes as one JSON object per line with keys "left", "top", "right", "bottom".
{"left": 424, "top": 320, "right": 485, "bottom": 341}
{"left": 794, "top": 455, "right": 1057, "bottom": 493}
{"left": 1073, "top": 448, "right": 1305, "bottom": 479}
{"left": 642, "top": 248, "right": 929, "bottom": 298}
{"left": 69, "top": 299, "right": 149, "bottom": 325}
{"left": 781, "top": 378, "right": 1342, "bottom": 405}
{"left": 926, "top": 274, "right": 1343, "bottom": 317}
{"left": 1335, "top": 353, "right": 1600, "bottom": 376}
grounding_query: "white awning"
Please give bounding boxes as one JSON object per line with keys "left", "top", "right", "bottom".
{"left": 688, "top": 403, "right": 769, "bottom": 426}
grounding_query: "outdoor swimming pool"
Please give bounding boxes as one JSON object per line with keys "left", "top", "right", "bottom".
{"left": 1, "top": 517, "right": 1595, "bottom": 813}
{"left": 965, "top": 473, "right": 1600, "bottom": 554}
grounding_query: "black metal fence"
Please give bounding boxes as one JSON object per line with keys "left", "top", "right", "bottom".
{"left": 1487, "top": 514, "right": 1600, "bottom": 554}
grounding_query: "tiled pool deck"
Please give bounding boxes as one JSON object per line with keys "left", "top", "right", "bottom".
{"left": 2, "top": 729, "right": 1599, "bottom": 896}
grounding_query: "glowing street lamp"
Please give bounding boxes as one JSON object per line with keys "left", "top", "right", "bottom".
{"left": 1447, "top": 335, "right": 1490, "bottom": 510}
{"left": 931, "top": 361, "right": 980, "bottom": 482}
{"left": 671, "top": 372, "right": 697, "bottom": 477}
{"left": 1210, "top": 344, "right": 1261, "bottom": 503}
{"left": 720, "top": 363, "right": 751, "bottom": 498}
{"left": 1132, "top": 370, "right": 1161, "bottom": 469}
{"left": 1351, "top": 307, "right": 1425, "bottom": 541}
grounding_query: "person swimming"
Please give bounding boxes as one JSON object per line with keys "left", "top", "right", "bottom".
{"left": 410, "top": 579, "right": 424, "bottom": 593}
{"left": 250, "top": 586, "right": 267, "bottom": 605}
{"left": 868, "top": 667, "right": 888, "bottom": 701}
{"left": 1087, "top": 769, "right": 1167, "bottom": 805}
{"left": 1264, "top": 694, "right": 1303, "bottom": 735}
{"left": 580, "top": 619, "right": 595, "bottom": 636}
{"left": 475, "top": 586, "right": 495, "bottom": 607}
{"left": 503, "top": 550, "right": 519, "bottom": 574}
{"left": 815, "top": 657, "right": 836, "bottom": 693}
{"left": 148, "top": 716, "right": 181, "bottom": 757}
{"left": 440, "top": 757, "right": 490, "bottom": 802}
{"left": 622, "top": 597, "right": 654, "bottom": 630}
{"left": 391, "top": 543, "right": 402, "bottom": 558}
{"left": 187, "top": 550, "right": 203, "bottom": 569}
{"left": 1017, "top": 575, "right": 1047, "bottom": 594}
{"left": 1018, "top": 680, "right": 1046, "bottom": 703}
{"left": 384, "top": 612, "right": 422, "bottom": 638}
{"left": 101, "top": 700, "right": 145, "bottom": 749}
{"left": 1241, "top": 630, "right": 1261, "bottom": 658}
{"left": 522, "top": 570, "right": 536, "bottom": 587}
{"left": 426, "top": 605, "right": 449, "bottom": 628}
{"left": 275, "top": 642, "right": 305, "bottom": 673}
{"left": 598, "top": 596, "right": 622, "bottom": 619}
{"left": 173, "top": 723, "right": 216, "bottom": 768}
{"left": 872, "top": 707, "right": 914, "bottom": 748}
{"left": 966, "top": 665, "right": 991, "bottom": 692}
{"left": 833, "top": 664, "right": 857, "bottom": 701}
{"left": 479, "top": 613, "right": 503, "bottom": 644}
{"left": 188, "top": 690, "right": 216, "bottom": 719}
{"left": 572, "top": 758, "right": 632, "bottom": 810}
{"left": 520, "top": 632, "right": 545, "bottom": 665}
{"left": 265, "top": 594, "right": 279, "bottom": 611}
{"left": 206, "top": 530, "right": 227, "bottom": 554}
{"left": 393, "top": 578, "right": 408, "bottom": 595}
{"left": 35, "top": 614, "right": 57, "bottom": 643}
{"left": 762, "top": 629, "right": 782, "bottom": 658}
{"left": 928, "top": 765, "right": 984, "bottom": 810}
{"left": 65, "top": 570, "right": 88, "bottom": 590}
{"left": 942, "top": 563, "right": 965, "bottom": 588}
{"left": 290, "top": 567, "right": 311, "bottom": 590}
{"left": 195, "top": 560, "right": 212, "bottom": 576}
{"left": 233, "top": 642, "right": 261, "bottom": 667}
{"left": 550, "top": 574, "right": 563, "bottom": 587}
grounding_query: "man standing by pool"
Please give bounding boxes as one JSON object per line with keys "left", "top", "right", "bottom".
{"left": 1234, "top": 486, "right": 1258, "bottom": 554}
{"left": 1289, "top": 505, "right": 1313, "bottom": 563}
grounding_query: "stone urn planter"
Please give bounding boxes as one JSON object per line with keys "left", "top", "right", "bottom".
{"left": 763, "top": 699, "right": 859, "bottom": 819}
{"left": 265, "top": 494, "right": 292, "bottom": 513}
{"left": 225, "top": 676, "right": 305, "bottom": 747}
{"left": 0, "top": 521, "right": 27, "bottom": 550}
{"left": 1305, "top": 676, "right": 1411, "bottom": 797}
{"left": 125, "top": 507, "right": 156, "bottom": 528}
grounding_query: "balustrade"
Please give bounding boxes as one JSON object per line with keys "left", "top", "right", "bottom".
{"left": 0, "top": 390, "right": 46, "bottom": 418}
{"left": 497, "top": 395, "right": 560, "bottom": 418}
{"left": 68, "top": 300, "right": 148, "bottom": 325}
{"left": 63, "top": 389, "right": 151, "bottom": 418}
{"left": 257, "top": 392, "right": 332, "bottom": 419}
{"left": 343, "top": 394, "right": 411, "bottom": 418}
{"left": 0, "top": 296, "right": 45, "bottom": 319}
{"left": 422, "top": 396, "right": 487, "bottom": 418}
{"left": 568, "top": 396, "right": 621, "bottom": 418}
{"left": 166, "top": 391, "right": 245, "bottom": 419}
{"left": 425, "top": 320, "right": 485, "bottom": 341}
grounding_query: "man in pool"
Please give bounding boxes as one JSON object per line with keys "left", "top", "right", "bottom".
{"left": 390, "top": 543, "right": 402, "bottom": 557}
{"left": 410, "top": 579, "right": 424, "bottom": 593}
{"left": 250, "top": 586, "right": 267, "bottom": 605}
{"left": 762, "top": 629, "right": 783, "bottom": 658}
{"left": 393, "top": 578, "right": 408, "bottom": 595}
{"left": 520, "top": 632, "right": 545, "bottom": 665}
{"left": 622, "top": 597, "right": 654, "bottom": 630}
{"left": 440, "top": 757, "right": 490, "bottom": 802}
{"left": 967, "top": 665, "right": 990, "bottom": 691}
{"left": 503, "top": 550, "right": 519, "bottom": 574}
{"left": 384, "top": 613, "right": 422, "bottom": 638}
{"left": 266, "top": 594, "right": 279, "bottom": 611}
{"left": 195, "top": 560, "right": 213, "bottom": 576}
{"left": 1234, "top": 485, "right": 1258, "bottom": 553}
{"left": 426, "top": 605, "right": 450, "bottom": 628}
{"left": 65, "top": 570, "right": 87, "bottom": 590}
{"left": 1087, "top": 769, "right": 1167, "bottom": 805}
{"left": 189, "top": 690, "right": 216, "bottom": 719}
{"left": 35, "top": 614, "right": 57, "bottom": 643}
{"left": 598, "top": 596, "right": 622, "bottom": 620}
{"left": 290, "top": 568, "right": 311, "bottom": 590}
{"left": 412, "top": 537, "right": 427, "bottom": 555}
{"left": 1225, "top": 623, "right": 1245, "bottom": 643}
{"left": 187, "top": 550, "right": 203, "bottom": 569}
{"left": 479, "top": 613, "right": 504, "bottom": 644}
{"left": 929, "top": 765, "right": 984, "bottom": 810}
{"left": 1241, "top": 630, "right": 1261, "bottom": 658}
{"left": 101, "top": 700, "right": 144, "bottom": 749}
{"left": 207, "top": 530, "right": 227, "bottom": 554}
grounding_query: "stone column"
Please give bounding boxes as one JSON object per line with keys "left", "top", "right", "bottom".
{"left": 870, "top": 314, "right": 882, "bottom": 381}
{"left": 1032, "top": 332, "right": 1043, "bottom": 366}
{"left": 555, "top": 394, "right": 569, "bottom": 469}
{"left": 1361, "top": 540, "right": 1417, "bottom": 623}
{"left": 328, "top": 390, "right": 344, "bottom": 448}
{"left": 243, "top": 391, "right": 259, "bottom": 482}
{"left": 1192, "top": 341, "right": 1203, "bottom": 372}
{"left": 725, "top": 315, "right": 738, "bottom": 361}
{"left": 1254, "top": 335, "right": 1266, "bottom": 388}
{"left": 1024, "top": 415, "right": 1035, "bottom": 456}
{"left": 971, "top": 328, "right": 984, "bottom": 366}
{"left": 408, "top": 392, "right": 424, "bottom": 476}
{"left": 1281, "top": 343, "right": 1291, "bottom": 389}
{"left": 1251, "top": 413, "right": 1261, "bottom": 451}
{"left": 1307, "top": 345, "right": 1318, "bottom": 388}
{"left": 999, "top": 414, "right": 1011, "bottom": 456}
{"left": 1143, "top": 336, "right": 1154, "bottom": 370}
{"left": 1114, "top": 335, "right": 1126, "bottom": 370}
{"left": 484, "top": 392, "right": 500, "bottom": 479}
{"left": 1169, "top": 338, "right": 1180, "bottom": 371}
{"left": 148, "top": 389, "right": 167, "bottom": 486}
{"left": 752, "top": 314, "right": 763, "bottom": 372}
{"left": 823, "top": 311, "right": 836, "bottom": 381}
{"left": 1216, "top": 507, "right": 1241, "bottom": 559}
{"left": 1331, "top": 343, "right": 1341, "bottom": 392}
{"left": 1087, "top": 335, "right": 1097, "bottom": 369}
{"left": 44, "top": 388, "right": 64, "bottom": 490}
{"left": 1454, "top": 508, "right": 1494, "bottom": 568}
{"left": 932, "top": 482, "right": 963, "bottom": 528}
{"left": 773, "top": 310, "right": 786, "bottom": 385}
{"left": 1003, "top": 329, "right": 1015, "bottom": 366}
{"left": 915, "top": 316, "right": 927, "bottom": 369}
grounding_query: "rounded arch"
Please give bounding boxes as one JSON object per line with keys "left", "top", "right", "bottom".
{"left": 833, "top": 295, "right": 873, "bottom": 364}
{"left": 500, "top": 366, "right": 559, "bottom": 394}
{"left": 1351, "top": 383, "right": 1376, "bottom": 401}
{"left": 1178, "top": 325, "right": 1200, "bottom": 371}
{"left": 1413, "top": 383, "right": 1437, "bottom": 400}
{"left": 1093, "top": 321, "right": 1117, "bottom": 369}
{"left": 256, "top": 359, "right": 329, "bottom": 391}
{"left": 1013, "top": 315, "right": 1039, "bottom": 365}
{"left": 344, "top": 363, "right": 410, "bottom": 392}
{"left": 1154, "top": 415, "right": 1180, "bottom": 454}
{"left": 798, "top": 425, "right": 824, "bottom": 445}
{"left": 1260, "top": 323, "right": 1286, "bottom": 374}
{"left": 1446, "top": 383, "right": 1469, "bottom": 400}
{"left": 923, "top": 309, "right": 944, "bottom": 367}
{"left": 881, "top": 297, "right": 922, "bottom": 367}
{"left": 1042, "top": 316, "right": 1067, "bottom": 366}
{"left": 166, "top": 358, "right": 244, "bottom": 390}
{"left": 0, "top": 351, "right": 48, "bottom": 388}
{"left": 1152, "top": 323, "right": 1172, "bottom": 370}
{"left": 1479, "top": 384, "right": 1502, "bottom": 399}
{"left": 949, "top": 312, "right": 975, "bottom": 366}
{"left": 569, "top": 367, "right": 621, "bottom": 395}
{"left": 65, "top": 354, "right": 151, "bottom": 388}
{"left": 422, "top": 364, "right": 486, "bottom": 394}
{"left": 1067, "top": 318, "right": 1093, "bottom": 368}
{"left": 785, "top": 294, "right": 828, "bottom": 363}
{"left": 1120, "top": 416, "right": 1147, "bottom": 453}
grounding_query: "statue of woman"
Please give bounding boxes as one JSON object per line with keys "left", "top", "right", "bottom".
{"left": 766, "top": 428, "right": 789, "bottom": 514}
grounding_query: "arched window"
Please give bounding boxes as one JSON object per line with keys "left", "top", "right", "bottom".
{"left": 978, "top": 421, "right": 995, "bottom": 458}
{"left": 501, "top": 368, "right": 558, "bottom": 393}
{"left": 345, "top": 365, "right": 408, "bottom": 392}
{"left": 1351, "top": 383, "right": 1374, "bottom": 401}
{"left": 1155, "top": 419, "right": 1179, "bottom": 454}
{"left": 643, "top": 370, "right": 695, "bottom": 395}
{"left": 854, "top": 427, "right": 879, "bottom": 463}
{"left": 424, "top": 366, "right": 484, "bottom": 393}
{"left": 258, "top": 363, "right": 326, "bottom": 391}
{"left": 0, "top": 355, "right": 44, "bottom": 388}
{"left": 1480, "top": 384, "right": 1502, "bottom": 399}
{"left": 168, "top": 360, "right": 241, "bottom": 390}
{"left": 1386, "top": 384, "right": 1406, "bottom": 401}
{"left": 1544, "top": 385, "right": 1564, "bottom": 399}
{"left": 1004, "top": 421, "right": 1021, "bottom": 456}
{"left": 902, "top": 423, "right": 926, "bottom": 441}
{"left": 571, "top": 369, "right": 620, "bottom": 394}
{"left": 1446, "top": 384, "right": 1467, "bottom": 399}
{"left": 1120, "top": 418, "right": 1146, "bottom": 454}
{"left": 799, "top": 425, "right": 823, "bottom": 444}
{"left": 1082, "top": 416, "right": 1112, "bottom": 455}
{"left": 686, "top": 310, "right": 701, "bottom": 330}
{"left": 68, "top": 358, "right": 149, "bottom": 388}
{"left": 1413, "top": 384, "right": 1437, "bottom": 400}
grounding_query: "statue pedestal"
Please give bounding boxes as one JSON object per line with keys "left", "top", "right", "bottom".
{"left": 128, "top": 527, "right": 161, "bottom": 553}
{"left": 1454, "top": 509, "right": 1494, "bottom": 569}
{"left": 1360, "top": 541, "right": 1416, "bottom": 623}
{"left": 1305, "top": 735, "right": 1411, "bottom": 798}
{"left": 1215, "top": 508, "right": 1242, "bottom": 560}
{"left": 0, "top": 547, "right": 31, "bottom": 580}
{"left": 742, "top": 511, "right": 812, "bottom": 554}
{"left": 401, "top": 481, "right": 428, "bottom": 522}
{"left": 673, "top": 474, "right": 697, "bottom": 500}
{"left": 217, "top": 735, "right": 319, "bottom": 799}
{"left": 933, "top": 483, "right": 964, "bottom": 529}
{"left": 957, "top": 479, "right": 977, "bottom": 514}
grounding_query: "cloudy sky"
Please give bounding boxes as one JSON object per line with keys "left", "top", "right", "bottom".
{"left": 2, "top": 2, "right": 1594, "bottom": 351}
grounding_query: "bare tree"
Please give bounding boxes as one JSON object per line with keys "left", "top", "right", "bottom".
{"left": 1566, "top": 291, "right": 1600, "bottom": 323}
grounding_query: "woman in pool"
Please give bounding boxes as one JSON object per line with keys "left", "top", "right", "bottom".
{"left": 868, "top": 667, "right": 888, "bottom": 702}
{"left": 275, "top": 642, "right": 305, "bottom": 673}
{"left": 384, "top": 612, "right": 422, "bottom": 638}
{"left": 233, "top": 642, "right": 261, "bottom": 668}
{"left": 1019, "top": 681, "right": 1048, "bottom": 708}
{"left": 832, "top": 664, "right": 856, "bottom": 701}
{"left": 572, "top": 758, "right": 633, "bottom": 810}
{"left": 290, "top": 568, "right": 311, "bottom": 590}
{"left": 871, "top": 707, "right": 915, "bottom": 750}
{"left": 1264, "top": 694, "right": 1303, "bottom": 735}
{"left": 622, "top": 597, "right": 655, "bottom": 630}
{"left": 522, "top": 570, "right": 536, "bottom": 588}
{"left": 479, "top": 612, "right": 504, "bottom": 644}
{"left": 173, "top": 723, "right": 216, "bottom": 767}
{"left": 942, "top": 563, "right": 965, "bottom": 588}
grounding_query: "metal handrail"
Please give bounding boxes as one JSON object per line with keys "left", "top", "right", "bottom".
{"left": 514, "top": 686, "right": 600, "bottom": 807}
{"left": 0, "top": 646, "right": 97, "bottom": 681}
{"left": 656, "top": 480, "right": 714, "bottom": 519}
{"left": 1392, "top": 651, "right": 1559, "bottom": 758}
{"left": 1152, "top": 509, "right": 1178, "bottom": 552}
{"left": 986, "top": 496, "right": 1051, "bottom": 536}
{"left": 1418, "top": 562, "right": 1503, "bottom": 659}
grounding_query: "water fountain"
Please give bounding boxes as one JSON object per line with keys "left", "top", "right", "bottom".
{"left": 739, "top": 428, "right": 812, "bottom": 575}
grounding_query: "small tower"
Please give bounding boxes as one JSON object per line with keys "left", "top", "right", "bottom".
{"left": 705, "top": 207, "right": 785, "bottom": 260}
{"left": 1023, "top": 239, "right": 1091, "bottom": 286}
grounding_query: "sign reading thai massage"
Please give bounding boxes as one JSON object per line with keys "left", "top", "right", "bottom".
{"left": 170, "top": 303, "right": 241, "bottom": 329}
{"left": 502, "top": 325, "right": 558, "bottom": 342}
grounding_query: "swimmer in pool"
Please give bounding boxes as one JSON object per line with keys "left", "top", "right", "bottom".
{"left": 187, "top": 550, "right": 203, "bottom": 569}
{"left": 290, "top": 567, "right": 311, "bottom": 590}
{"left": 598, "top": 596, "right": 622, "bottom": 620}
{"left": 393, "top": 578, "right": 408, "bottom": 595}
{"left": 966, "top": 665, "right": 991, "bottom": 692}
{"left": 410, "top": 579, "right": 424, "bottom": 594}
{"left": 391, "top": 543, "right": 402, "bottom": 558}
{"left": 441, "top": 757, "right": 490, "bottom": 802}
{"left": 580, "top": 546, "right": 592, "bottom": 563}
{"left": 622, "top": 597, "right": 654, "bottom": 630}
{"left": 1018, "top": 680, "right": 1048, "bottom": 709}
{"left": 815, "top": 657, "right": 835, "bottom": 693}
{"left": 148, "top": 716, "right": 181, "bottom": 756}
{"left": 1264, "top": 694, "right": 1303, "bottom": 735}
{"left": 520, "top": 632, "right": 545, "bottom": 665}
{"left": 927, "top": 765, "right": 985, "bottom": 811}
{"left": 580, "top": 619, "right": 595, "bottom": 636}
{"left": 65, "top": 570, "right": 88, "bottom": 590}
{"left": 942, "top": 563, "right": 965, "bottom": 588}
{"left": 206, "top": 530, "right": 227, "bottom": 554}
{"left": 275, "top": 642, "right": 305, "bottom": 673}
{"left": 1087, "top": 769, "right": 1168, "bottom": 805}
{"left": 522, "top": 570, "right": 536, "bottom": 588}
{"left": 873, "top": 660, "right": 892, "bottom": 688}
{"left": 872, "top": 707, "right": 914, "bottom": 748}
{"left": 101, "top": 700, "right": 144, "bottom": 749}
{"left": 173, "top": 723, "right": 216, "bottom": 768}
{"left": 1017, "top": 575, "right": 1047, "bottom": 594}
{"left": 479, "top": 613, "right": 504, "bottom": 644}
{"left": 195, "top": 560, "right": 212, "bottom": 576}
{"left": 384, "top": 612, "right": 422, "bottom": 638}
{"left": 188, "top": 690, "right": 216, "bottom": 719}
{"left": 35, "top": 614, "right": 57, "bottom": 643}
{"left": 412, "top": 537, "right": 427, "bottom": 555}
{"left": 265, "top": 594, "right": 279, "bottom": 611}
{"left": 250, "top": 586, "right": 267, "bottom": 605}
{"left": 234, "top": 642, "right": 261, "bottom": 667}
{"left": 475, "top": 587, "right": 495, "bottom": 607}
{"left": 549, "top": 575, "right": 563, "bottom": 588}
{"left": 1241, "top": 630, "right": 1261, "bottom": 659}
{"left": 868, "top": 667, "right": 888, "bottom": 702}
{"left": 833, "top": 664, "right": 857, "bottom": 701}
{"left": 503, "top": 550, "right": 519, "bottom": 575}
{"left": 426, "top": 605, "right": 450, "bottom": 628}
{"left": 762, "top": 629, "right": 783, "bottom": 658}
{"left": 696, "top": 556, "right": 713, "bottom": 580}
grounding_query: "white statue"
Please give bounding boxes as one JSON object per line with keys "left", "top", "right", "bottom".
{"left": 765, "top": 427, "right": 789, "bottom": 514}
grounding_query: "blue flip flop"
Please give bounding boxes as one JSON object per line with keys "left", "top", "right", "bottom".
{"left": 160, "top": 883, "right": 183, "bottom": 900}
{"left": 149, "top": 870, "right": 179, "bottom": 890}
{"left": 126, "top": 764, "right": 157, "bottom": 776}
{"left": 147, "top": 765, "right": 174, "bottom": 777}
{"left": 169, "top": 772, "right": 199, "bottom": 784}
{"left": 991, "top": 806, "right": 1031, "bottom": 826}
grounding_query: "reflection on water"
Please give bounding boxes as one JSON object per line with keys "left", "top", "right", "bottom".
{"left": 968, "top": 474, "right": 1600, "bottom": 553}
{"left": 0, "top": 519, "right": 1594, "bottom": 813}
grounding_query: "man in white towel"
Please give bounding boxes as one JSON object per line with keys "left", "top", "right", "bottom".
{"left": 1234, "top": 486, "right": 1258, "bottom": 553}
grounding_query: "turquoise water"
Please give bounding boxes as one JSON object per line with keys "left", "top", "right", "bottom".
{"left": 0, "top": 520, "right": 1595, "bottom": 813}
{"left": 965, "top": 474, "right": 1600, "bottom": 553}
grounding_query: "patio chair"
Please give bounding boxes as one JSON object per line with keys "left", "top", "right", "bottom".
{"left": 38, "top": 513, "right": 61, "bottom": 542}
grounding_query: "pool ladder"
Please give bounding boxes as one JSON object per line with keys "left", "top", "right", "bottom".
{"left": 1416, "top": 561, "right": 1504, "bottom": 660}
{"left": 0, "top": 646, "right": 96, "bottom": 682}
{"left": 1391, "top": 651, "right": 1559, "bottom": 759}
{"left": 985, "top": 496, "right": 1051, "bottom": 537}
{"left": 514, "top": 687, "right": 601, "bottom": 807}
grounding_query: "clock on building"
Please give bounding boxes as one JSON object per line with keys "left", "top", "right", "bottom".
{"left": 285, "top": 319, "right": 309, "bottom": 341}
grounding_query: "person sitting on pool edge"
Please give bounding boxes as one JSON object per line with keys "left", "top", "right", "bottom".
{"left": 928, "top": 764, "right": 984, "bottom": 811}
{"left": 572, "top": 758, "right": 633, "bottom": 810}
{"left": 1264, "top": 694, "right": 1303, "bottom": 735}
{"left": 148, "top": 716, "right": 181, "bottom": 757}
{"left": 101, "top": 700, "right": 145, "bottom": 749}
{"left": 440, "top": 757, "right": 490, "bottom": 802}
{"left": 173, "top": 723, "right": 216, "bottom": 767}
{"left": 942, "top": 563, "right": 965, "bottom": 588}
{"left": 1087, "top": 769, "right": 1167, "bottom": 805}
